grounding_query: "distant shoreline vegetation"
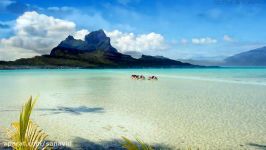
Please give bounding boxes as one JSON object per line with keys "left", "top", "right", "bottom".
{"left": 0, "top": 66, "right": 210, "bottom": 70}
{"left": 3, "top": 65, "right": 266, "bottom": 71}
{"left": 0, "top": 64, "right": 217, "bottom": 70}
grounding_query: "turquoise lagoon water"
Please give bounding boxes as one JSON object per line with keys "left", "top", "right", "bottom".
{"left": 0, "top": 68, "right": 266, "bottom": 149}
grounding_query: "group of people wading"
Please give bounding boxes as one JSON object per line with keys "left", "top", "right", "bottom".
{"left": 131, "top": 75, "right": 158, "bottom": 80}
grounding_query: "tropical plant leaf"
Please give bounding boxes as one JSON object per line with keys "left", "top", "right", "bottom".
{"left": 122, "top": 136, "right": 139, "bottom": 150}
{"left": 136, "top": 138, "right": 153, "bottom": 150}
{"left": 6, "top": 96, "right": 48, "bottom": 150}
{"left": 122, "top": 136, "right": 153, "bottom": 150}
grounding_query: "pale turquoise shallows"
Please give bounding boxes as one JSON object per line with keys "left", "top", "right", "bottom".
{"left": 0, "top": 68, "right": 266, "bottom": 149}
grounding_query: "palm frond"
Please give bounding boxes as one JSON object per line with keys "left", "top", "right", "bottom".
{"left": 136, "top": 138, "right": 153, "bottom": 150}
{"left": 6, "top": 96, "right": 48, "bottom": 150}
{"left": 122, "top": 136, "right": 153, "bottom": 150}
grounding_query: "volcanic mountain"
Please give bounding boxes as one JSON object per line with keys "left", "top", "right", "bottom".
{"left": 0, "top": 29, "right": 198, "bottom": 69}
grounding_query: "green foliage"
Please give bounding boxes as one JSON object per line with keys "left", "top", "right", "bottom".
{"left": 6, "top": 96, "right": 48, "bottom": 150}
{"left": 122, "top": 136, "right": 153, "bottom": 150}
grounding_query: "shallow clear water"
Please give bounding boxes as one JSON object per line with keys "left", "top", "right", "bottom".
{"left": 0, "top": 68, "right": 266, "bottom": 149}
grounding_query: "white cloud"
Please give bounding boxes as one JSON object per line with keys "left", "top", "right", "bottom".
{"left": 223, "top": 35, "right": 233, "bottom": 42}
{"left": 191, "top": 37, "right": 217, "bottom": 45}
{"left": 0, "top": 11, "right": 167, "bottom": 60}
{"left": 0, "top": 45, "right": 39, "bottom": 61}
{"left": 74, "top": 29, "right": 167, "bottom": 53}
{"left": 73, "top": 29, "right": 90, "bottom": 40}
{"left": 106, "top": 30, "right": 167, "bottom": 53}
{"left": 0, "top": 11, "right": 76, "bottom": 54}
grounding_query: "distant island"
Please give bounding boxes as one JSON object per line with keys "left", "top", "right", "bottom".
{"left": 224, "top": 46, "right": 266, "bottom": 66}
{"left": 179, "top": 46, "right": 266, "bottom": 67}
{"left": 0, "top": 30, "right": 199, "bottom": 69}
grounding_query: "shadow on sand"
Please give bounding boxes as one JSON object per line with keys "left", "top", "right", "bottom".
{"left": 37, "top": 106, "right": 104, "bottom": 115}
{"left": 1, "top": 106, "right": 104, "bottom": 115}
{"left": 247, "top": 143, "right": 266, "bottom": 150}
{"left": 51, "top": 137, "right": 173, "bottom": 150}
{"left": 1, "top": 137, "right": 172, "bottom": 150}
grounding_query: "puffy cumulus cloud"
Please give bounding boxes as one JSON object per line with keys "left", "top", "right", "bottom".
{"left": 73, "top": 29, "right": 167, "bottom": 53}
{"left": 0, "top": 11, "right": 167, "bottom": 60}
{"left": 73, "top": 29, "right": 90, "bottom": 40}
{"left": 223, "top": 35, "right": 233, "bottom": 42}
{"left": 0, "top": 45, "right": 39, "bottom": 61}
{"left": 1, "top": 11, "right": 76, "bottom": 54}
{"left": 106, "top": 30, "right": 167, "bottom": 53}
{"left": 191, "top": 37, "right": 217, "bottom": 45}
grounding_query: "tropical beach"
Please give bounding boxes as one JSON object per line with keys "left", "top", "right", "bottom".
{"left": 0, "top": 68, "right": 265, "bottom": 149}
{"left": 1, "top": 0, "right": 266, "bottom": 149}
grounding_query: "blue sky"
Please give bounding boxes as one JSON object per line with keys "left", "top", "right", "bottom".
{"left": 0, "top": 0, "right": 266, "bottom": 60}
